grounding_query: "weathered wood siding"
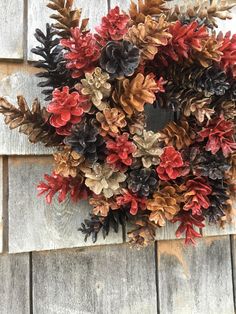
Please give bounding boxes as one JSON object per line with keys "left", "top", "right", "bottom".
{"left": 0, "top": 1, "right": 236, "bottom": 314}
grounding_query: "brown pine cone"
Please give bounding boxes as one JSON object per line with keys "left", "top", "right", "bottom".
{"left": 147, "top": 185, "right": 182, "bottom": 226}
{"left": 157, "top": 120, "right": 195, "bottom": 150}
{"left": 133, "top": 130, "right": 163, "bottom": 168}
{"left": 183, "top": 95, "right": 214, "bottom": 123}
{"left": 89, "top": 196, "right": 118, "bottom": 217}
{"left": 112, "top": 73, "right": 158, "bottom": 116}
{"left": 220, "top": 100, "right": 236, "bottom": 121}
{"left": 129, "top": 0, "right": 170, "bottom": 24}
{"left": 96, "top": 108, "right": 127, "bottom": 136}
{"left": 125, "top": 15, "right": 171, "bottom": 60}
{"left": 53, "top": 146, "right": 84, "bottom": 177}
{"left": 128, "top": 218, "right": 156, "bottom": 247}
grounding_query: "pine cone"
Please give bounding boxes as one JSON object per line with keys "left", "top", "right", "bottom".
{"left": 125, "top": 15, "right": 171, "bottom": 60}
{"left": 154, "top": 83, "right": 183, "bottom": 112}
{"left": 100, "top": 40, "right": 140, "bottom": 79}
{"left": 228, "top": 82, "right": 236, "bottom": 101}
{"left": 183, "top": 94, "right": 214, "bottom": 123}
{"left": 127, "top": 168, "right": 158, "bottom": 197}
{"left": 157, "top": 146, "right": 190, "bottom": 181}
{"left": 158, "top": 120, "right": 195, "bottom": 150}
{"left": 128, "top": 217, "right": 157, "bottom": 247}
{"left": 89, "top": 196, "right": 118, "bottom": 217}
{"left": 0, "top": 96, "right": 62, "bottom": 146}
{"left": 167, "top": 64, "right": 230, "bottom": 97}
{"left": 133, "top": 130, "right": 163, "bottom": 168}
{"left": 47, "top": 86, "right": 91, "bottom": 135}
{"left": 96, "top": 108, "right": 127, "bottom": 137}
{"left": 113, "top": 73, "right": 158, "bottom": 116}
{"left": 47, "top": 0, "right": 88, "bottom": 38}
{"left": 190, "top": 147, "right": 230, "bottom": 180}
{"left": 82, "top": 163, "right": 126, "bottom": 198}
{"left": 147, "top": 185, "right": 182, "bottom": 226}
{"left": 53, "top": 146, "right": 84, "bottom": 177}
{"left": 127, "top": 112, "right": 146, "bottom": 135}
{"left": 64, "top": 119, "right": 105, "bottom": 165}
{"left": 78, "top": 67, "right": 111, "bottom": 111}
{"left": 116, "top": 190, "right": 147, "bottom": 215}
{"left": 198, "top": 116, "right": 236, "bottom": 157}
{"left": 129, "top": 0, "right": 170, "bottom": 24}
{"left": 31, "top": 24, "right": 76, "bottom": 101}
{"left": 218, "top": 31, "right": 236, "bottom": 78}
{"left": 95, "top": 6, "right": 130, "bottom": 45}
{"left": 167, "top": 1, "right": 236, "bottom": 28}
{"left": 220, "top": 100, "right": 236, "bottom": 121}
{"left": 61, "top": 28, "right": 100, "bottom": 78}
{"left": 205, "top": 180, "right": 230, "bottom": 224}
{"left": 183, "top": 177, "right": 212, "bottom": 215}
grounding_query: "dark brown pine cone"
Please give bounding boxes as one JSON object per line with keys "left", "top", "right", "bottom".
{"left": 190, "top": 147, "right": 230, "bottom": 180}
{"left": 64, "top": 119, "right": 105, "bottom": 165}
{"left": 127, "top": 168, "right": 158, "bottom": 197}
{"left": 100, "top": 40, "right": 140, "bottom": 79}
{"left": 204, "top": 180, "right": 230, "bottom": 224}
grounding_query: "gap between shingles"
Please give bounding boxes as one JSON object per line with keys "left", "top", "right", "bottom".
{"left": 29, "top": 252, "right": 34, "bottom": 314}
{"left": 229, "top": 235, "right": 236, "bottom": 312}
{"left": 155, "top": 241, "right": 161, "bottom": 314}
{"left": 23, "top": 0, "right": 28, "bottom": 62}
{"left": 2, "top": 156, "right": 9, "bottom": 253}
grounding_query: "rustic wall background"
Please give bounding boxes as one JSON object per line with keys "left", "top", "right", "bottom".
{"left": 0, "top": 0, "right": 235, "bottom": 313}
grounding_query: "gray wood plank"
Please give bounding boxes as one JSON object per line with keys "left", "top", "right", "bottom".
{"left": 0, "top": 157, "right": 3, "bottom": 252}
{"left": 0, "top": 0, "right": 24, "bottom": 59}
{"left": 157, "top": 236, "right": 235, "bottom": 314}
{"left": 0, "top": 253, "right": 30, "bottom": 314}
{"left": 28, "top": 0, "right": 109, "bottom": 60}
{"left": 231, "top": 235, "right": 236, "bottom": 310}
{"left": 0, "top": 71, "right": 53, "bottom": 154}
{"left": 32, "top": 243, "right": 157, "bottom": 314}
{"left": 8, "top": 156, "right": 123, "bottom": 253}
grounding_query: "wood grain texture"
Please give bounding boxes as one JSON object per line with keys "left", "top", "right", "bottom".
{"left": 0, "top": 0, "right": 24, "bottom": 59}
{"left": 27, "top": 0, "right": 108, "bottom": 60}
{"left": 0, "top": 253, "right": 30, "bottom": 314}
{"left": 0, "top": 71, "right": 53, "bottom": 154}
{"left": 231, "top": 235, "right": 236, "bottom": 310}
{"left": 0, "top": 157, "right": 3, "bottom": 252}
{"left": 8, "top": 156, "right": 122, "bottom": 253}
{"left": 32, "top": 243, "right": 157, "bottom": 314}
{"left": 157, "top": 236, "right": 235, "bottom": 314}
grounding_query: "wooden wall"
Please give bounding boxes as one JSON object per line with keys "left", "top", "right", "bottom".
{"left": 0, "top": 0, "right": 236, "bottom": 313}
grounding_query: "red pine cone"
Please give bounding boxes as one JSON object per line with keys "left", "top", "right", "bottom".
{"left": 158, "top": 21, "right": 208, "bottom": 66}
{"left": 156, "top": 146, "right": 189, "bottom": 181}
{"left": 95, "top": 6, "right": 130, "bottom": 46}
{"left": 61, "top": 28, "right": 100, "bottom": 78}
{"left": 173, "top": 212, "right": 205, "bottom": 245}
{"left": 218, "top": 31, "right": 236, "bottom": 78}
{"left": 183, "top": 177, "right": 212, "bottom": 215}
{"left": 198, "top": 115, "right": 236, "bottom": 157}
{"left": 116, "top": 190, "right": 147, "bottom": 215}
{"left": 37, "top": 172, "right": 88, "bottom": 204}
{"left": 106, "top": 133, "right": 136, "bottom": 171}
{"left": 47, "top": 86, "right": 91, "bottom": 135}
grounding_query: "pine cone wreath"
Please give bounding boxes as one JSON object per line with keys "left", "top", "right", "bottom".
{"left": 133, "top": 130, "right": 163, "bottom": 167}
{"left": 125, "top": 15, "right": 171, "bottom": 60}
{"left": 64, "top": 119, "right": 105, "bottom": 165}
{"left": 100, "top": 40, "right": 140, "bottom": 79}
{"left": 147, "top": 185, "right": 182, "bottom": 226}
{"left": 127, "top": 168, "right": 158, "bottom": 197}
{"left": 78, "top": 67, "right": 111, "bottom": 111}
